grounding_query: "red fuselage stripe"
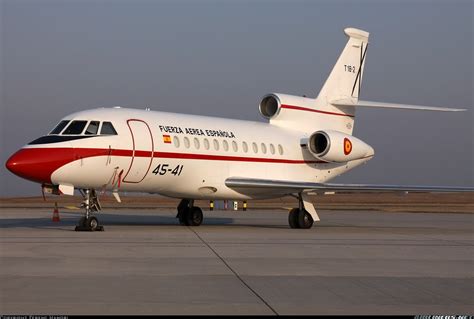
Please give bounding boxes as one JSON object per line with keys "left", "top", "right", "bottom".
{"left": 86, "top": 148, "right": 326, "bottom": 164}
{"left": 280, "top": 104, "right": 355, "bottom": 118}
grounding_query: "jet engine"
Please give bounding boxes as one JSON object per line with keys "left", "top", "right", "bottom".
{"left": 308, "top": 130, "right": 374, "bottom": 163}
{"left": 259, "top": 94, "right": 281, "bottom": 118}
{"left": 259, "top": 93, "right": 316, "bottom": 119}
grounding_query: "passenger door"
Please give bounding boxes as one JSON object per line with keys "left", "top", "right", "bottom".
{"left": 122, "top": 120, "right": 154, "bottom": 183}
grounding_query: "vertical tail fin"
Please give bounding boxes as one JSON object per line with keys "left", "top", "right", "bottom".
{"left": 317, "top": 28, "right": 369, "bottom": 105}
{"left": 265, "top": 28, "right": 370, "bottom": 135}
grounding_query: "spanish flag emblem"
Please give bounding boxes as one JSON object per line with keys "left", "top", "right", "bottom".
{"left": 163, "top": 135, "right": 172, "bottom": 144}
{"left": 343, "top": 138, "right": 352, "bottom": 155}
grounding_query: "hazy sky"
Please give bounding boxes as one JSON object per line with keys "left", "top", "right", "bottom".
{"left": 1, "top": 0, "right": 472, "bottom": 197}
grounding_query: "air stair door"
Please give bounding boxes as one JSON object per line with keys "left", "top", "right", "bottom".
{"left": 122, "top": 120, "right": 154, "bottom": 183}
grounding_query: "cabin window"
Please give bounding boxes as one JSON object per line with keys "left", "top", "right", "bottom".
{"left": 203, "top": 138, "right": 210, "bottom": 150}
{"left": 242, "top": 142, "right": 248, "bottom": 153}
{"left": 278, "top": 144, "right": 284, "bottom": 155}
{"left": 270, "top": 143, "right": 275, "bottom": 155}
{"left": 261, "top": 143, "right": 267, "bottom": 154}
{"left": 184, "top": 137, "right": 190, "bottom": 149}
{"left": 223, "top": 140, "right": 229, "bottom": 151}
{"left": 213, "top": 139, "right": 219, "bottom": 151}
{"left": 100, "top": 122, "right": 118, "bottom": 135}
{"left": 85, "top": 121, "right": 100, "bottom": 135}
{"left": 194, "top": 138, "right": 200, "bottom": 149}
{"left": 252, "top": 142, "right": 258, "bottom": 153}
{"left": 232, "top": 141, "right": 238, "bottom": 152}
{"left": 50, "top": 120, "right": 70, "bottom": 135}
{"left": 63, "top": 120, "right": 88, "bottom": 135}
{"left": 173, "top": 136, "right": 180, "bottom": 148}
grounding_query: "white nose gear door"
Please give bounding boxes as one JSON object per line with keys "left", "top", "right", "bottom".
{"left": 122, "top": 119, "right": 154, "bottom": 183}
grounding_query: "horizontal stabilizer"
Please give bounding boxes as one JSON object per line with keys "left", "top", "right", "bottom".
{"left": 226, "top": 177, "right": 474, "bottom": 193}
{"left": 331, "top": 99, "right": 466, "bottom": 112}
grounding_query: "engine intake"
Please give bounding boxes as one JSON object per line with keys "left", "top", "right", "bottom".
{"left": 308, "top": 130, "right": 374, "bottom": 163}
{"left": 310, "top": 131, "right": 330, "bottom": 156}
{"left": 259, "top": 94, "right": 281, "bottom": 119}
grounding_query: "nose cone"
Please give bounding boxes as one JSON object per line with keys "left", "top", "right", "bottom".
{"left": 5, "top": 153, "right": 17, "bottom": 173}
{"left": 6, "top": 148, "right": 70, "bottom": 184}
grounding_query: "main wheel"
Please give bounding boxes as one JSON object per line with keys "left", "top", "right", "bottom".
{"left": 85, "top": 216, "right": 99, "bottom": 231}
{"left": 288, "top": 208, "right": 300, "bottom": 229}
{"left": 78, "top": 216, "right": 87, "bottom": 228}
{"left": 186, "top": 207, "right": 203, "bottom": 226}
{"left": 178, "top": 209, "right": 188, "bottom": 225}
{"left": 177, "top": 199, "right": 192, "bottom": 226}
{"left": 298, "top": 209, "right": 313, "bottom": 229}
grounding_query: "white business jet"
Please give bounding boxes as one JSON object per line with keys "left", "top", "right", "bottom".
{"left": 6, "top": 28, "right": 472, "bottom": 231}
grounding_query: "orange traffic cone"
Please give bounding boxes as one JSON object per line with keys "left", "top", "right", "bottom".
{"left": 52, "top": 202, "right": 60, "bottom": 222}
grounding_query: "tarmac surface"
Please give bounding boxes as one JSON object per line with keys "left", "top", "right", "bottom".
{"left": 0, "top": 207, "right": 473, "bottom": 315}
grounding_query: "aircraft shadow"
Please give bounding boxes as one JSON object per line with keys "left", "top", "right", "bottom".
{"left": 0, "top": 212, "right": 290, "bottom": 230}
{"left": 1, "top": 214, "right": 385, "bottom": 231}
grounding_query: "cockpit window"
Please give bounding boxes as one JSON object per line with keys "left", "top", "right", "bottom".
{"left": 85, "top": 121, "right": 100, "bottom": 135}
{"left": 62, "top": 120, "right": 88, "bottom": 135}
{"left": 100, "top": 122, "right": 117, "bottom": 135}
{"left": 49, "top": 120, "right": 70, "bottom": 135}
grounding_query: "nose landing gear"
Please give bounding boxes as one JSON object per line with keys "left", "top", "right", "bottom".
{"left": 75, "top": 189, "right": 104, "bottom": 231}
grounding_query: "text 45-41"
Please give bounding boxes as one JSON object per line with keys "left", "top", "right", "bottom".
{"left": 152, "top": 164, "right": 183, "bottom": 176}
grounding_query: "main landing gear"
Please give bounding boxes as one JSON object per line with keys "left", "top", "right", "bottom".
{"left": 176, "top": 199, "right": 203, "bottom": 226}
{"left": 288, "top": 193, "right": 314, "bottom": 229}
{"left": 75, "top": 189, "right": 104, "bottom": 231}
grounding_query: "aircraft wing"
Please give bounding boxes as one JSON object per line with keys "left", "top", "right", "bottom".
{"left": 225, "top": 177, "right": 474, "bottom": 193}
{"left": 331, "top": 99, "right": 466, "bottom": 112}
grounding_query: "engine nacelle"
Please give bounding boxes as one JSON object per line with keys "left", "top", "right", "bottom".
{"left": 259, "top": 94, "right": 281, "bottom": 118}
{"left": 308, "top": 130, "right": 374, "bottom": 163}
{"left": 259, "top": 93, "right": 315, "bottom": 119}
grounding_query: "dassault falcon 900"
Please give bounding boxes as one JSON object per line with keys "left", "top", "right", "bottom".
{"left": 6, "top": 27, "right": 472, "bottom": 231}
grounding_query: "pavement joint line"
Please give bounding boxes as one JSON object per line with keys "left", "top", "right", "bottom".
{"left": 187, "top": 226, "right": 279, "bottom": 316}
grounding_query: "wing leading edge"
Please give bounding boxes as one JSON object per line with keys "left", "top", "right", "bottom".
{"left": 225, "top": 177, "right": 474, "bottom": 193}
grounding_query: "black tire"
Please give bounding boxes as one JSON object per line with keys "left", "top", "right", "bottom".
{"left": 298, "top": 209, "right": 314, "bottom": 229}
{"left": 177, "top": 199, "right": 192, "bottom": 225}
{"left": 86, "top": 216, "right": 99, "bottom": 231}
{"left": 177, "top": 199, "right": 191, "bottom": 212}
{"left": 186, "top": 206, "right": 203, "bottom": 226}
{"left": 288, "top": 208, "right": 300, "bottom": 229}
{"left": 78, "top": 216, "right": 87, "bottom": 227}
{"left": 178, "top": 209, "right": 188, "bottom": 225}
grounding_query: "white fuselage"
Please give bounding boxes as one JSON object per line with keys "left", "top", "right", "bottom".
{"left": 22, "top": 107, "right": 370, "bottom": 199}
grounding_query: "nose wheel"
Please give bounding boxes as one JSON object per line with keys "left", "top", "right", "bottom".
{"left": 75, "top": 189, "right": 104, "bottom": 231}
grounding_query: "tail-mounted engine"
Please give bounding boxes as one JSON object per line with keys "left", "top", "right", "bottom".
{"left": 259, "top": 94, "right": 281, "bottom": 118}
{"left": 308, "top": 130, "right": 374, "bottom": 163}
{"left": 258, "top": 93, "right": 356, "bottom": 135}
{"left": 259, "top": 93, "right": 317, "bottom": 119}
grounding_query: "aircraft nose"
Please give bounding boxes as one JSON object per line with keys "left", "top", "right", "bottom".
{"left": 5, "top": 148, "right": 64, "bottom": 184}
{"left": 5, "top": 153, "right": 17, "bottom": 173}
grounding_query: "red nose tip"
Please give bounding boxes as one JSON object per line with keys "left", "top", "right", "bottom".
{"left": 6, "top": 148, "right": 62, "bottom": 184}
{"left": 5, "top": 154, "right": 17, "bottom": 173}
